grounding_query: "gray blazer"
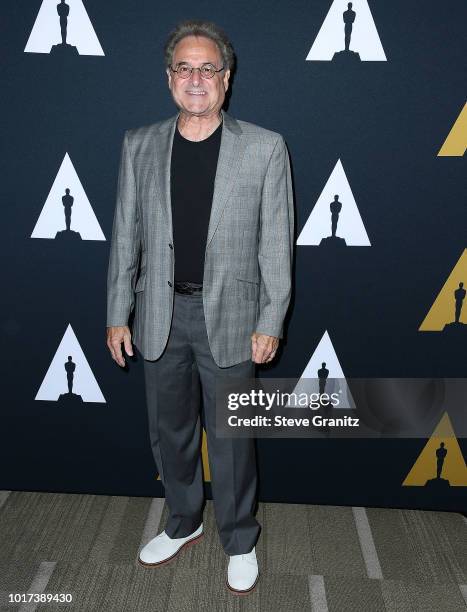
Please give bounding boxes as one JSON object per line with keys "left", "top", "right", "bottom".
{"left": 107, "top": 109, "right": 294, "bottom": 367}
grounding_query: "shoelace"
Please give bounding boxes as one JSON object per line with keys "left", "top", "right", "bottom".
{"left": 238, "top": 553, "right": 256, "bottom": 564}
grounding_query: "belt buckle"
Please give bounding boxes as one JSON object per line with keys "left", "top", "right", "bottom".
{"left": 175, "top": 281, "right": 198, "bottom": 295}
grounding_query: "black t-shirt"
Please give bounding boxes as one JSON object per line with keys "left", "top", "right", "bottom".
{"left": 170, "top": 120, "right": 223, "bottom": 283}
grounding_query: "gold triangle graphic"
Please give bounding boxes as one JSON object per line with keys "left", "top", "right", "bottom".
{"left": 437, "top": 101, "right": 467, "bottom": 156}
{"left": 419, "top": 249, "right": 467, "bottom": 330}
{"left": 157, "top": 427, "right": 211, "bottom": 482}
{"left": 402, "top": 412, "right": 467, "bottom": 486}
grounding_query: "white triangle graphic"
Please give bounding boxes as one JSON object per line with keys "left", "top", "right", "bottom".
{"left": 306, "top": 0, "right": 386, "bottom": 61}
{"left": 286, "top": 330, "right": 355, "bottom": 409}
{"left": 35, "top": 324, "right": 106, "bottom": 402}
{"left": 25, "top": 0, "right": 104, "bottom": 56}
{"left": 297, "top": 159, "right": 371, "bottom": 246}
{"left": 31, "top": 152, "right": 106, "bottom": 240}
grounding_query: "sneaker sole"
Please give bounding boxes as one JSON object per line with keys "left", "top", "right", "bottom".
{"left": 138, "top": 532, "right": 204, "bottom": 567}
{"left": 226, "top": 571, "right": 259, "bottom": 595}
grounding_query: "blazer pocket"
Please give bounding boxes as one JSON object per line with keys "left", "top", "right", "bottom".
{"left": 235, "top": 277, "right": 259, "bottom": 302}
{"left": 135, "top": 274, "right": 146, "bottom": 293}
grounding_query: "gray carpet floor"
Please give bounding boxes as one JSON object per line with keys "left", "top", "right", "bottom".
{"left": 0, "top": 490, "right": 466, "bottom": 611}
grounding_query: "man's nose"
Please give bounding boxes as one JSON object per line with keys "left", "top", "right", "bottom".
{"left": 190, "top": 68, "right": 201, "bottom": 86}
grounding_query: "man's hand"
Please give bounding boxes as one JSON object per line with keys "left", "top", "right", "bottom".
{"left": 251, "top": 332, "right": 279, "bottom": 364}
{"left": 107, "top": 325, "right": 133, "bottom": 367}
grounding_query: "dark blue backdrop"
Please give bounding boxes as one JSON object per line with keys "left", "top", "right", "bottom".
{"left": 1, "top": 1, "right": 465, "bottom": 512}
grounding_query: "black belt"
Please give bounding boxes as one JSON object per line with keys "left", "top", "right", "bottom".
{"left": 174, "top": 281, "right": 203, "bottom": 295}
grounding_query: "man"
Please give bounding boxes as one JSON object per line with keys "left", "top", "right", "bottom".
{"left": 106, "top": 19, "right": 294, "bottom": 594}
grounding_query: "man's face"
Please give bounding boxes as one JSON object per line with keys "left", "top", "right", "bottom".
{"left": 167, "top": 35, "right": 230, "bottom": 117}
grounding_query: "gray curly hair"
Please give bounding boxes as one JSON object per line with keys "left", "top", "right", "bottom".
{"left": 164, "top": 19, "right": 235, "bottom": 72}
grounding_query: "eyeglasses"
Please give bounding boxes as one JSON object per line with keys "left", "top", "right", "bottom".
{"left": 170, "top": 63, "right": 225, "bottom": 79}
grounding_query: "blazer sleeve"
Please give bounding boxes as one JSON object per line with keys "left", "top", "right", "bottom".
{"left": 255, "top": 135, "right": 294, "bottom": 339}
{"left": 106, "top": 130, "right": 141, "bottom": 327}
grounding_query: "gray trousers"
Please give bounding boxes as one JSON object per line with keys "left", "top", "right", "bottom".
{"left": 139, "top": 289, "right": 261, "bottom": 555}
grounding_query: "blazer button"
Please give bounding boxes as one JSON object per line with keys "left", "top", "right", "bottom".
{"left": 169, "top": 243, "right": 173, "bottom": 249}
{"left": 168, "top": 281, "right": 172, "bottom": 287}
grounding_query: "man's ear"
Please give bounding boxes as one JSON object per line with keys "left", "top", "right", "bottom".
{"left": 223, "top": 69, "right": 230, "bottom": 92}
{"left": 166, "top": 67, "right": 171, "bottom": 88}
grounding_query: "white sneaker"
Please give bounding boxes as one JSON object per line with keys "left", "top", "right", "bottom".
{"left": 226, "top": 546, "right": 259, "bottom": 593}
{"left": 138, "top": 523, "right": 203, "bottom": 566}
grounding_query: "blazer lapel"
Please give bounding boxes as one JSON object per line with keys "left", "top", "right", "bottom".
{"left": 150, "top": 108, "right": 245, "bottom": 248}
{"left": 206, "top": 109, "right": 245, "bottom": 247}
{"left": 151, "top": 113, "right": 178, "bottom": 244}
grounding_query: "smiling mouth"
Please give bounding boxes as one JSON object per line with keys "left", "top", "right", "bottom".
{"left": 186, "top": 91, "right": 207, "bottom": 95}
